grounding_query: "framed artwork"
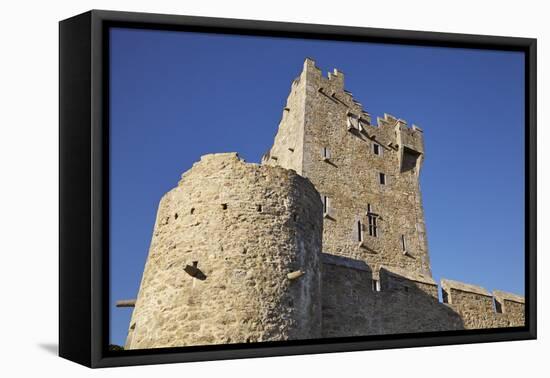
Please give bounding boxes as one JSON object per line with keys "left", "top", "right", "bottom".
{"left": 59, "top": 10, "right": 537, "bottom": 368}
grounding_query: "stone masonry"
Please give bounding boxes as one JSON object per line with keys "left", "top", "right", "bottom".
{"left": 124, "top": 59, "right": 525, "bottom": 349}
{"left": 126, "top": 154, "right": 322, "bottom": 349}
{"left": 263, "top": 58, "right": 430, "bottom": 276}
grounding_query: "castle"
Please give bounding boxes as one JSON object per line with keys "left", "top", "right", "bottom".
{"left": 122, "top": 59, "right": 525, "bottom": 349}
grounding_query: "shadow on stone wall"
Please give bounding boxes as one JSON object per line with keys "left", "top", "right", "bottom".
{"left": 321, "top": 253, "right": 465, "bottom": 338}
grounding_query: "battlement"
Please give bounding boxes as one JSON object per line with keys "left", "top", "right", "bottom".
{"left": 493, "top": 290, "right": 525, "bottom": 314}
{"left": 303, "top": 58, "right": 345, "bottom": 87}
{"left": 302, "top": 59, "right": 424, "bottom": 157}
{"left": 376, "top": 114, "right": 424, "bottom": 159}
{"left": 321, "top": 255, "right": 524, "bottom": 334}
{"left": 380, "top": 265, "right": 436, "bottom": 285}
{"left": 124, "top": 59, "right": 524, "bottom": 347}
{"left": 440, "top": 278, "right": 525, "bottom": 328}
{"left": 320, "top": 252, "right": 524, "bottom": 317}
{"left": 441, "top": 278, "right": 525, "bottom": 310}
{"left": 493, "top": 290, "right": 525, "bottom": 305}
{"left": 441, "top": 278, "right": 491, "bottom": 303}
{"left": 302, "top": 58, "right": 372, "bottom": 123}
{"left": 334, "top": 262, "right": 525, "bottom": 315}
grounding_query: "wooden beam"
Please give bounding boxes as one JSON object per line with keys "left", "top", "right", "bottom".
{"left": 115, "top": 299, "right": 136, "bottom": 308}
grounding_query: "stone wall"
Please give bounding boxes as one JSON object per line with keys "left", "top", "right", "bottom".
{"left": 265, "top": 58, "right": 432, "bottom": 278}
{"left": 321, "top": 256, "right": 525, "bottom": 338}
{"left": 321, "top": 255, "right": 463, "bottom": 338}
{"left": 261, "top": 72, "right": 307, "bottom": 174}
{"left": 123, "top": 59, "right": 525, "bottom": 348}
{"left": 441, "top": 279, "right": 525, "bottom": 329}
{"left": 125, "top": 153, "right": 323, "bottom": 349}
{"left": 263, "top": 58, "right": 523, "bottom": 338}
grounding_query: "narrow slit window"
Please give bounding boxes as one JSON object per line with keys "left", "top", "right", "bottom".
{"left": 372, "top": 279, "right": 381, "bottom": 292}
{"left": 401, "top": 234, "right": 407, "bottom": 252}
{"left": 322, "top": 146, "right": 331, "bottom": 160}
{"left": 367, "top": 205, "right": 378, "bottom": 238}
{"left": 379, "top": 172, "right": 386, "bottom": 185}
{"left": 373, "top": 143, "right": 380, "bottom": 155}
{"left": 323, "top": 196, "right": 329, "bottom": 214}
{"left": 357, "top": 220, "right": 363, "bottom": 242}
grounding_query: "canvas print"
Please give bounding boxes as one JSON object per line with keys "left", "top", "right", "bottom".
{"left": 109, "top": 28, "right": 525, "bottom": 350}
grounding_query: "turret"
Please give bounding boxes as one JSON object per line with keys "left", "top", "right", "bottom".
{"left": 125, "top": 153, "right": 323, "bottom": 349}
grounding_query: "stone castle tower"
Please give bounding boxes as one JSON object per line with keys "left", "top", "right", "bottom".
{"left": 122, "top": 59, "right": 525, "bottom": 349}
{"left": 263, "top": 58, "right": 430, "bottom": 278}
{"left": 125, "top": 154, "right": 323, "bottom": 349}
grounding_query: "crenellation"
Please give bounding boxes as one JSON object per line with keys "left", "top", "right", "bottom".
{"left": 441, "top": 278, "right": 492, "bottom": 302}
{"left": 493, "top": 289, "right": 525, "bottom": 305}
{"left": 288, "top": 58, "right": 433, "bottom": 277}
{"left": 327, "top": 68, "right": 345, "bottom": 88}
{"left": 440, "top": 279, "right": 525, "bottom": 329}
{"left": 124, "top": 58, "right": 524, "bottom": 348}
{"left": 380, "top": 266, "right": 439, "bottom": 299}
{"left": 493, "top": 290, "right": 526, "bottom": 319}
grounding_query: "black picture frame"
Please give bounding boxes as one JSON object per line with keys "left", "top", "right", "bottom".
{"left": 59, "top": 9, "right": 537, "bottom": 368}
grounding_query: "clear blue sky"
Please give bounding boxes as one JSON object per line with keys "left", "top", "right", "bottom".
{"left": 109, "top": 27, "right": 525, "bottom": 346}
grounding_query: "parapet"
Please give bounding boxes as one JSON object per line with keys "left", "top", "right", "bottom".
{"left": 380, "top": 265, "right": 435, "bottom": 286}
{"left": 301, "top": 60, "right": 425, "bottom": 159}
{"left": 380, "top": 265, "right": 438, "bottom": 299}
{"left": 199, "top": 151, "right": 240, "bottom": 162}
{"left": 377, "top": 113, "right": 400, "bottom": 128}
{"left": 493, "top": 290, "right": 525, "bottom": 305}
{"left": 493, "top": 290, "right": 525, "bottom": 315}
{"left": 327, "top": 68, "right": 345, "bottom": 88}
{"left": 441, "top": 278, "right": 492, "bottom": 304}
{"left": 441, "top": 278, "right": 525, "bottom": 327}
{"left": 377, "top": 114, "right": 425, "bottom": 174}
{"left": 180, "top": 152, "right": 242, "bottom": 184}
{"left": 321, "top": 253, "right": 371, "bottom": 272}
{"left": 301, "top": 58, "right": 373, "bottom": 123}
{"left": 302, "top": 58, "right": 345, "bottom": 89}
{"left": 321, "top": 256, "right": 524, "bottom": 334}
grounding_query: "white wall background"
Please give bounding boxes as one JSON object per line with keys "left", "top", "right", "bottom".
{"left": 0, "top": 0, "right": 546, "bottom": 375}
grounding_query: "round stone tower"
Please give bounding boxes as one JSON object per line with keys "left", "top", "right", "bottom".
{"left": 125, "top": 153, "right": 323, "bottom": 349}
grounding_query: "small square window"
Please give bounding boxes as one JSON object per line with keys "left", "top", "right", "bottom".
{"left": 379, "top": 173, "right": 386, "bottom": 185}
